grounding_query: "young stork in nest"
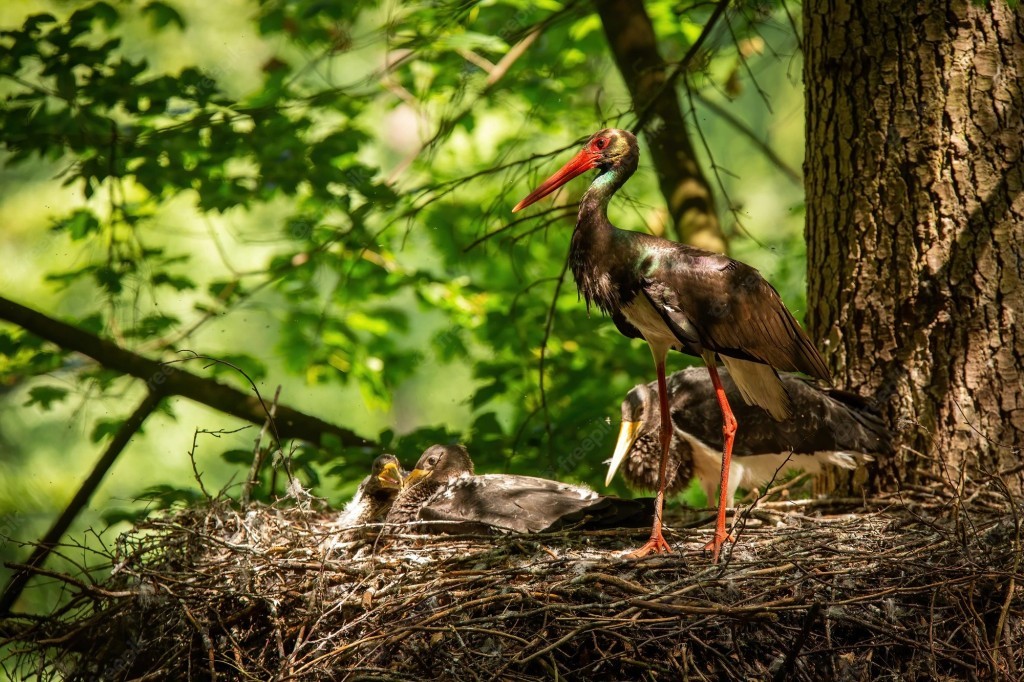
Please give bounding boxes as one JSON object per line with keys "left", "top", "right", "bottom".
{"left": 606, "top": 367, "right": 889, "bottom": 505}
{"left": 385, "top": 444, "right": 653, "bottom": 535}
{"left": 337, "top": 454, "right": 405, "bottom": 528}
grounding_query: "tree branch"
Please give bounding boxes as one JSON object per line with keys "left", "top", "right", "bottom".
{"left": 0, "top": 295, "right": 371, "bottom": 448}
{"left": 595, "top": 0, "right": 728, "bottom": 253}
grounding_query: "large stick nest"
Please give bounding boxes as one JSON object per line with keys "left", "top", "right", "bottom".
{"left": 2, "top": 481, "right": 1022, "bottom": 681}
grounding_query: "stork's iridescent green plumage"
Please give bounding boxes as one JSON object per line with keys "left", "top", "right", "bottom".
{"left": 520, "top": 130, "right": 828, "bottom": 384}
{"left": 514, "top": 129, "right": 830, "bottom": 561}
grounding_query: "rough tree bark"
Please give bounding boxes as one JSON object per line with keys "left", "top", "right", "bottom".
{"left": 596, "top": 0, "right": 727, "bottom": 253}
{"left": 804, "top": 0, "right": 1024, "bottom": 489}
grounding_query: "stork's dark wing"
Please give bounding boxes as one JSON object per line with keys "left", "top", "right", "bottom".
{"left": 641, "top": 247, "right": 830, "bottom": 382}
{"left": 418, "top": 475, "right": 653, "bottom": 534}
{"left": 665, "top": 368, "right": 892, "bottom": 456}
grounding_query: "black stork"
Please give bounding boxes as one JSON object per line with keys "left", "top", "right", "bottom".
{"left": 336, "top": 454, "right": 405, "bottom": 528}
{"left": 385, "top": 444, "right": 653, "bottom": 535}
{"left": 606, "top": 367, "right": 888, "bottom": 504}
{"left": 513, "top": 129, "right": 830, "bottom": 561}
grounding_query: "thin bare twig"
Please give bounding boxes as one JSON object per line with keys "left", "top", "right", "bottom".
{"left": 538, "top": 258, "right": 571, "bottom": 453}
{"left": 692, "top": 90, "right": 801, "bottom": 185}
{"left": 242, "top": 385, "right": 283, "bottom": 506}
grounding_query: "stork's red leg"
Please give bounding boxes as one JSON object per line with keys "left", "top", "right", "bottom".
{"left": 628, "top": 360, "right": 673, "bottom": 558}
{"left": 704, "top": 361, "right": 738, "bottom": 563}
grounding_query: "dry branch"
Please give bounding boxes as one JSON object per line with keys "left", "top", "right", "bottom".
{"left": 0, "top": 391, "right": 163, "bottom": 616}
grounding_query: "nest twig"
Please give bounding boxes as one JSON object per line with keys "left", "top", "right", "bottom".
{"left": 2, "top": 483, "right": 1022, "bottom": 681}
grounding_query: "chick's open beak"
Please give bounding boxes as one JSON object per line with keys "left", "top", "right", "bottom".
{"left": 376, "top": 461, "right": 404, "bottom": 489}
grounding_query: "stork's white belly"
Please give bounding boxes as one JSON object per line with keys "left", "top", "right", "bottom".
{"left": 621, "top": 295, "right": 693, "bottom": 360}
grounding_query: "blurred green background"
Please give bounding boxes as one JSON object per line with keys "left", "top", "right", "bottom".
{"left": 0, "top": 0, "right": 805, "bottom": 615}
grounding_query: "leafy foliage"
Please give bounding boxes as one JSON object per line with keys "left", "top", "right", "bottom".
{"left": 0, "top": 0, "right": 805, "bottom": 516}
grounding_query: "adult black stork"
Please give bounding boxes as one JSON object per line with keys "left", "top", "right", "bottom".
{"left": 606, "top": 367, "right": 889, "bottom": 504}
{"left": 385, "top": 444, "right": 653, "bottom": 535}
{"left": 513, "top": 129, "right": 830, "bottom": 561}
{"left": 336, "top": 454, "right": 405, "bottom": 528}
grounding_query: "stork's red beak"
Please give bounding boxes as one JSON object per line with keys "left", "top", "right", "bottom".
{"left": 512, "top": 148, "right": 601, "bottom": 212}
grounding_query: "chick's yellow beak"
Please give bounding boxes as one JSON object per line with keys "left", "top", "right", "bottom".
{"left": 402, "top": 468, "right": 431, "bottom": 489}
{"left": 376, "top": 461, "right": 404, "bottom": 489}
{"left": 605, "top": 420, "right": 642, "bottom": 487}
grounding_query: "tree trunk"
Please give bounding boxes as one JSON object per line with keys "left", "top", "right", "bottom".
{"left": 804, "top": 0, "right": 1024, "bottom": 491}
{"left": 596, "top": 0, "right": 727, "bottom": 253}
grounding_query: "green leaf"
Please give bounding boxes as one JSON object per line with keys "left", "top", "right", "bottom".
{"left": 51, "top": 210, "right": 101, "bottom": 239}
{"left": 91, "top": 418, "right": 123, "bottom": 443}
{"left": 208, "top": 279, "right": 241, "bottom": 302}
{"left": 207, "top": 354, "right": 267, "bottom": 382}
{"left": 434, "top": 31, "right": 508, "bottom": 55}
{"left": 55, "top": 70, "right": 77, "bottom": 101}
{"left": 471, "top": 379, "right": 506, "bottom": 410}
{"left": 101, "top": 485, "right": 202, "bottom": 524}
{"left": 24, "top": 385, "right": 69, "bottom": 410}
{"left": 471, "top": 411, "right": 504, "bottom": 441}
{"left": 75, "top": 313, "right": 106, "bottom": 335}
{"left": 151, "top": 272, "right": 196, "bottom": 291}
{"left": 124, "top": 313, "right": 180, "bottom": 338}
{"left": 221, "top": 449, "right": 255, "bottom": 465}
{"left": 94, "top": 266, "right": 124, "bottom": 294}
{"left": 142, "top": 1, "right": 186, "bottom": 30}
{"left": 22, "top": 13, "right": 58, "bottom": 33}
{"left": 569, "top": 14, "right": 602, "bottom": 41}
{"left": 90, "top": 1, "right": 120, "bottom": 28}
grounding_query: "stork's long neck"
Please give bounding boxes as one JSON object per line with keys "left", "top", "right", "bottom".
{"left": 576, "top": 167, "right": 629, "bottom": 236}
{"left": 571, "top": 163, "right": 637, "bottom": 313}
